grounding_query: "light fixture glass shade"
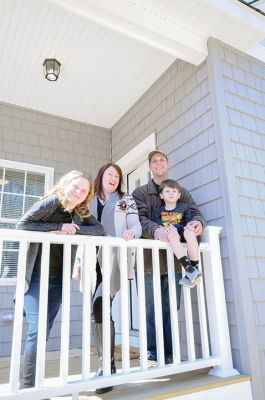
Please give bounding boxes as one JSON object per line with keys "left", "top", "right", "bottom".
{"left": 43, "top": 58, "right": 61, "bottom": 81}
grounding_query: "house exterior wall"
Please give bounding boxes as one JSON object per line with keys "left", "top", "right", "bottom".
{"left": 112, "top": 40, "right": 265, "bottom": 399}
{"left": 0, "top": 102, "right": 111, "bottom": 356}
{"left": 207, "top": 39, "right": 265, "bottom": 400}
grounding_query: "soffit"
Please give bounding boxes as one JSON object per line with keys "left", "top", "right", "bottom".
{"left": 0, "top": 0, "right": 264, "bottom": 128}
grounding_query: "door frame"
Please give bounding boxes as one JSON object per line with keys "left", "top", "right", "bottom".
{"left": 115, "top": 132, "right": 156, "bottom": 176}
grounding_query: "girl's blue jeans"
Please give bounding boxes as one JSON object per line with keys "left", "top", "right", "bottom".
{"left": 23, "top": 271, "right": 62, "bottom": 355}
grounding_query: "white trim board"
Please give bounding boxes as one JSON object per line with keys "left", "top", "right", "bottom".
{"left": 115, "top": 132, "right": 156, "bottom": 175}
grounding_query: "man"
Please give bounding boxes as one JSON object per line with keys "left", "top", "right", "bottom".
{"left": 132, "top": 150, "right": 206, "bottom": 363}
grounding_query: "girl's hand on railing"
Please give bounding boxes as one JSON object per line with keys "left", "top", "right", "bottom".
{"left": 122, "top": 230, "right": 135, "bottom": 241}
{"left": 61, "top": 223, "right": 80, "bottom": 235}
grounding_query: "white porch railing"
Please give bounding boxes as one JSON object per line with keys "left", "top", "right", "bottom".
{"left": 0, "top": 226, "right": 239, "bottom": 400}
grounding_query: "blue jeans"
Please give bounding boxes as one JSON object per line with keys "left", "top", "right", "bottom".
{"left": 145, "top": 272, "right": 182, "bottom": 358}
{"left": 23, "top": 271, "right": 62, "bottom": 355}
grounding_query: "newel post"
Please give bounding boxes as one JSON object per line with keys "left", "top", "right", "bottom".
{"left": 202, "top": 226, "right": 239, "bottom": 377}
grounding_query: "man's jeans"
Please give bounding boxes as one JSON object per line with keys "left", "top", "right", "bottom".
{"left": 23, "top": 271, "right": 62, "bottom": 355}
{"left": 145, "top": 272, "right": 182, "bottom": 358}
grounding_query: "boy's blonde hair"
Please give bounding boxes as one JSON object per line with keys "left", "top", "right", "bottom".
{"left": 50, "top": 170, "right": 94, "bottom": 219}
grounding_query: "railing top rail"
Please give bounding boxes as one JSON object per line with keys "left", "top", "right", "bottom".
{"left": 0, "top": 228, "right": 212, "bottom": 251}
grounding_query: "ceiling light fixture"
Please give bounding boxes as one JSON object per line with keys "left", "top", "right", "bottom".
{"left": 43, "top": 58, "right": 61, "bottom": 81}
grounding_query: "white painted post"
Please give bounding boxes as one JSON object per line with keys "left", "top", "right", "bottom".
{"left": 136, "top": 246, "right": 148, "bottom": 370}
{"left": 9, "top": 239, "right": 28, "bottom": 392}
{"left": 60, "top": 241, "right": 72, "bottom": 383}
{"left": 152, "top": 247, "right": 165, "bottom": 366}
{"left": 119, "top": 245, "right": 130, "bottom": 372}
{"left": 196, "top": 254, "right": 210, "bottom": 359}
{"left": 182, "top": 267, "right": 196, "bottom": 362}
{"left": 82, "top": 242, "right": 95, "bottom": 380}
{"left": 102, "top": 244, "right": 111, "bottom": 376}
{"left": 35, "top": 241, "right": 50, "bottom": 388}
{"left": 203, "top": 226, "right": 239, "bottom": 377}
{"left": 166, "top": 248, "right": 180, "bottom": 364}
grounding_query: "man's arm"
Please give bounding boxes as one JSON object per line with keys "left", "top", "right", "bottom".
{"left": 132, "top": 187, "right": 160, "bottom": 239}
{"left": 180, "top": 187, "right": 206, "bottom": 234}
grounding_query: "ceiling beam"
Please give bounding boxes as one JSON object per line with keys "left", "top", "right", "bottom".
{"left": 47, "top": 0, "right": 208, "bottom": 65}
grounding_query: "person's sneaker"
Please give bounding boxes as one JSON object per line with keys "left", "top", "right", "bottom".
{"left": 179, "top": 274, "right": 202, "bottom": 288}
{"left": 185, "top": 267, "right": 202, "bottom": 283}
{"left": 147, "top": 351, "right": 157, "bottom": 366}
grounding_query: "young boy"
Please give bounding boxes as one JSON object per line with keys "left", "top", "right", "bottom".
{"left": 153, "top": 179, "right": 203, "bottom": 288}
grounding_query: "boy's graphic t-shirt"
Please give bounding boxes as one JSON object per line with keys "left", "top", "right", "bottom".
{"left": 152, "top": 203, "right": 192, "bottom": 231}
{"left": 160, "top": 210, "right": 183, "bottom": 227}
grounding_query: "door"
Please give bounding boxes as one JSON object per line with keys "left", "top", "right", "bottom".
{"left": 127, "top": 160, "right": 150, "bottom": 193}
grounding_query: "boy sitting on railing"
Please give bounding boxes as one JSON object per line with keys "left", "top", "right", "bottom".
{"left": 153, "top": 179, "right": 202, "bottom": 288}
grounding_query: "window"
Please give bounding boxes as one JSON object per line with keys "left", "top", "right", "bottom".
{"left": 0, "top": 159, "right": 53, "bottom": 284}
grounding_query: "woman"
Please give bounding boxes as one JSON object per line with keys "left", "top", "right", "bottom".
{"left": 73, "top": 163, "right": 142, "bottom": 394}
{"left": 16, "top": 170, "right": 104, "bottom": 389}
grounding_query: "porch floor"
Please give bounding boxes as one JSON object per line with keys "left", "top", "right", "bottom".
{"left": 0, "top": 347, "right": 249, "bottom": 399}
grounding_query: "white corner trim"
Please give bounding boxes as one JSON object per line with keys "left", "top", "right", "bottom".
{"left": 115, "top": 132, "right": 156, "bottom": 175}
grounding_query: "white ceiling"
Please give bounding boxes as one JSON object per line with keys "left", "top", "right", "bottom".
{"left": 0, "top": 0, "right": 265, "bottom": 129}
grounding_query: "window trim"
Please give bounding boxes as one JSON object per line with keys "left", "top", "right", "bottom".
{"left": 0, "top": 159, "right": 54, "bottom": 286}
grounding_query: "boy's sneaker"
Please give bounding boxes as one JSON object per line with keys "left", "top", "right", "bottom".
{"left": 179, "top": 273, "right": 202, "bottom": 288}
{"left": 186, "top": 266, "right": 202, "bottom": 283}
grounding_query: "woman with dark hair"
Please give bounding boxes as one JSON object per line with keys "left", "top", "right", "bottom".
{"left": 16, "top": 170, "right": 104, "bottom": 389}
{"left": 73, "top": 163, "right": 142, "bottom": 394}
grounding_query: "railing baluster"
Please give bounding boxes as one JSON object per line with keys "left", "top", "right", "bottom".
{"left": 60, "top": 241, "right": 72, "bottom": 383}
{"left": 152, "top": 247, "right": 165, "bottom": 366}
{"left": 182, "top": 266, "right": 196, "bottom": 361}
{"left": 102, "top": 244, "right": 111, "bottom": 376}
{"left": 167, "top": 248, "right": 180, "bottom": 364}
{"left": 196, "top": 251, "right": 210, "bottom": 358}
{"left": 35, "top": 241, "right": 50, "bottom": 388}
{"left": 137, "top": 246, "right": 148, "bottom": 370}
{"left": 120, "top": 245, "right": 130, "bottom": 372}
{"left": 82, "top": 242, "right": 95, "bottom": 379}
{"left": 9, "top": 239, "right": 28, "bottom": 392}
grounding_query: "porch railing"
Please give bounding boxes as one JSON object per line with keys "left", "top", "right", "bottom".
{"left": 0, "top": 226, "right": 238, "bottom": 400}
